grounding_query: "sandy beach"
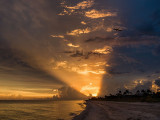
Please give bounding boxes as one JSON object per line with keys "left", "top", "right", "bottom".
{"left": 73, "top": 101, "right": 160, "bottom": 120}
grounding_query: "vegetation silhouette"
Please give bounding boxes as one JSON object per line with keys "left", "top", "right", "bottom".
{"left": 89, "top": 89, "right": 160, "bottom": 102}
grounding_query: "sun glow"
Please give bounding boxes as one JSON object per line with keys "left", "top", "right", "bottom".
{"left": 92, "top": 93, "right": 98, "bottom": 97}
{"left": 80, "top": 83, "right": 99, "bottom": 96}
{"left": 49, "top": 56, "right": 109, "bottom": 98}
{"left": 78, "top": 70, "right": 105, "bottom": 75}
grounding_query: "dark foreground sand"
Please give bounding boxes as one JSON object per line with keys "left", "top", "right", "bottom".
{"left": 73, "top": 101, "right": 160, "bottom": 120}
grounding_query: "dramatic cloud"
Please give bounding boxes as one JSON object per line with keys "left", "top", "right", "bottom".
{"left": 67, "top": 43, "right": 80, "bottom": 48}
{"left": 0, "top": 0, "right": 160, "bottom": 99}
{"left": 155, "top": 78, "right": 160, "bottom": 87}
{"left": 65, "top": 0, "right": 94, "bottom": 10}
{"left": 67, "top": 28, "right": 91, "bottom": 36}
{"left": 51, "top": 35, "right": 64, "bottom": 39}
{"left": 85, "top": 9, "right": 116, "bottom": 19}
{"left": 53, "top": 86, "right": 87, "bottom": 100}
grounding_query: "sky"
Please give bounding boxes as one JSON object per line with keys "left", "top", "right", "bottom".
{"left": 0, "top": 0, "right": 160, "bottom": 99}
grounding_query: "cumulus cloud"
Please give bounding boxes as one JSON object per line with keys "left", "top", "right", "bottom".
{"left": 56, "top": 86, "right": 87, "bottom": 100}
{"left": 131, "top": 81, "right": 152, "bottom": 93}
{"left": 93, "top": 46, "right": 112, "bottom": 54}
{"left": 67, "top": 43, "right": 80, "bottom": 48}
{"left": 65, "top": 0, "right": 94, "bottom": 10}
{"left": 67, "top": 28, "right": 91, "bottom": 36}
{"left": 85, "top": 9, "right": 116, "bottom": 19}
{"left": 59, "top": 0, "right": 94, "bottom": 16}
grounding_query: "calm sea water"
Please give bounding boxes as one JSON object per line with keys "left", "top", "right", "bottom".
{"left": 0, "top": 100, "right": 85, "bottom": 120}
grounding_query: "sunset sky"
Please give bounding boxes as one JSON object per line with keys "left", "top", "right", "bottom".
{"left": 0, "top": 0, "right": 160, "bottom": 99}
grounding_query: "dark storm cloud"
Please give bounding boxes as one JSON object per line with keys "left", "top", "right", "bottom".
{"left": 70, "top": 50, "right": 84, "bottom": 57}
{"left": 132, "top": 81, "right": 152, "bottom": 93}
{"left": 100, "top": 43, "right": 160, "bottom": 95}
{"left": 83, "top": 0, "right": 160, "bottom": 46}
{"left": 0, "top": 0, "right": 70, "bottom": 85}
{"left": 153, "top": 45, "right": 160, "bottom": 56}
{"left": 85, "top": 36, "right": 160, "bottom": 47}
{"left": 107, "top": 67, "right": 130, "bottom": 75}
{"left": 0, "top": 40, "right": 31, "bottom": 70}
{"left": 99, "top": 0, "right": 160, "bottom": 95}
{"left": 112, "top": 46, "right": 160, "bottom": 73}
{"left": 85, "top": 37, "right": 114, "bottom": 43}
{"left": 69, "top": 50, "right": 108, "bottom": 60}
{"left": 155, "top": 78, "right": 160, "bottom": 87}
{"left": 0, "top": 40, "right": 64, "bottom": 85}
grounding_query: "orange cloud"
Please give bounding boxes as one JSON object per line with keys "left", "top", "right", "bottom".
{"left": 67, "top": 28, "right": 91, "bottom": 36}
{"left": 65, "top": 0, "right": 94, "bottom": 10}
{"left": 67, "top": 43, "right": 80, "bottom": 48}
{"left": 51, "top": 35, "right": 64, "bottom": 38}
{"left": 85, "top": 9, "right": 117, "bottom": 19}
{"left": 93, "top": 46, "right": 112, "bottom": 54}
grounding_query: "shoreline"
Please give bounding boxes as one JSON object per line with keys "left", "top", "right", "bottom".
{"left": 73, "top": 100, "right": 160, "bottom": 120}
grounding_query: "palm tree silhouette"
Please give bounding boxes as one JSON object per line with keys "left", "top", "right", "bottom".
{"left": 146, "top": 89, "right": 152, "bottom": 95}
{"left": 136, "top": 90, "right": 140, "bottom": 96}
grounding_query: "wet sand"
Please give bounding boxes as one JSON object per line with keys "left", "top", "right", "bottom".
{"left": 73, "top": 101, "right": 160, "bottom": 120}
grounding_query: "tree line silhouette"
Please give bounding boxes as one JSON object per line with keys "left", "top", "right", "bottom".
{"left": 90, "top": 89, "right": 160, "bottom": 102}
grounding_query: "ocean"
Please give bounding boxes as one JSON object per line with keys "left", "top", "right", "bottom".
{"left": 0, "top": 100, "right": 85, "bottom": 120}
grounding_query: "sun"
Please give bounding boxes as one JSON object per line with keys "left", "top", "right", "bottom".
{"left": 80, "top": 83, "right": 99, "bottom": 97}
{"left": 92, "top": 93, "right": 98, "bottom": 97}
